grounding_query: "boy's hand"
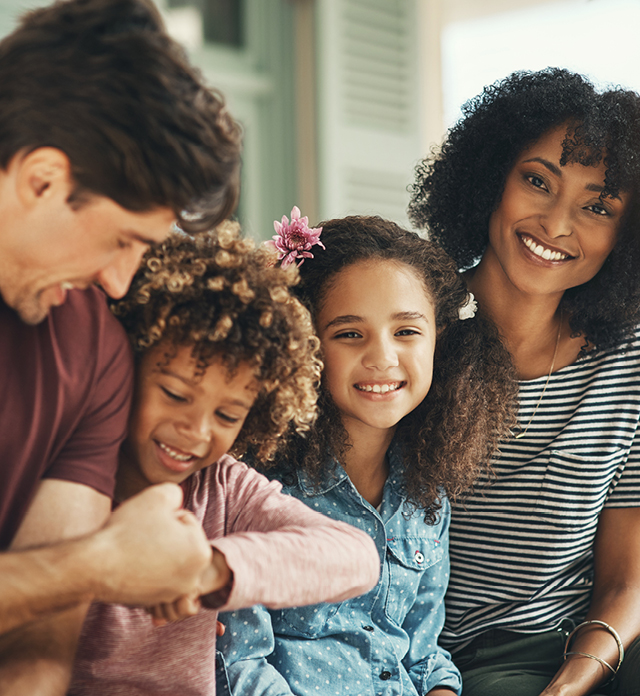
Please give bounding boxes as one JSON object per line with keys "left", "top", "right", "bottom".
{"left": 92, "top": 483, "right": 213, "bottom": 605}
{"left": 148, "top": 549, "right": 232, "bottom": 626}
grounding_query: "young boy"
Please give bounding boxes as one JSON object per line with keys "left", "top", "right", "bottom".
{"left": 69, "top": 224, "right": 380, "bottom": 695}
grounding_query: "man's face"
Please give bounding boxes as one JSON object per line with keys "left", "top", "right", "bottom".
{"left": 1, "top": 197, "right": 175, "bottom": 325}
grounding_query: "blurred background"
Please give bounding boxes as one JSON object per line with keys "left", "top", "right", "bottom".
{"left": 2, "top": 0, "right": 639, "bottom": 239}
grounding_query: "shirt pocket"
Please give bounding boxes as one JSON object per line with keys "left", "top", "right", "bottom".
{"left": 270, "top": 601, "right": 342, "bottom": 639}
{"left": 534, "top": 448, "right": 626, "bottom": 529}
{"left": 384, "top": 535, "right": 444, "bottom": 626}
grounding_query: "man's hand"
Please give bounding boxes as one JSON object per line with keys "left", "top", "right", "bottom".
{"left": 93, "top": 483, "right": 213, "bottom": 605}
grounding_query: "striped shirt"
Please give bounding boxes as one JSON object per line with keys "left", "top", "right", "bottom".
{"left": 442, "top": 328, "right": 640, "bottom": 651}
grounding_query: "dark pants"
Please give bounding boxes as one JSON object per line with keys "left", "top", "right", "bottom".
{"left": 454, "top": 621, "right": 640, "bottom": 696}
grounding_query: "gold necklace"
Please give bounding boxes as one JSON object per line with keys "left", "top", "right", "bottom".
{"left": 514, "top": 310, "right": 563, "bottom": 440}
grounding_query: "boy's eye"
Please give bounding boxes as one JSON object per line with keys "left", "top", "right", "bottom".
{"left": 160, "top": 386, "right": 187, "bottom": 402}
{"left": 216, "top": 411, "right": 240, "bottom": 424}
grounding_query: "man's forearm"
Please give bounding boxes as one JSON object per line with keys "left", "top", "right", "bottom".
{"left": 0, "top": 535, "right": 99, "bottom": 635}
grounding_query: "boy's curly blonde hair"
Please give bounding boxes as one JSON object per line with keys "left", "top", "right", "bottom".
{"left": 110, "top": 222, "right": 322, "bottom": 462}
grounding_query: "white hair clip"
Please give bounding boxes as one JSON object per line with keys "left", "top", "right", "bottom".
{"left": 458, "top": 292, "right": 477, "bottom": 320}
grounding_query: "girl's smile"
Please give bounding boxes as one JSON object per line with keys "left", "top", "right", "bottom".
{"left": 316, "top": 259, "right": 436, "bottom": 439}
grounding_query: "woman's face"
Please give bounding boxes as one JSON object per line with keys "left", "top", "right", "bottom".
{"left": 485, "top": 124, "right": 628, "bottom": 297}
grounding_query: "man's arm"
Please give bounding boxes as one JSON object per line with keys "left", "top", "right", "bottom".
{"left": 0, "top": 482, "right": 212, "bottom": 694}
{"left": 0, "top": 479, "right": 110, "bottom": 695}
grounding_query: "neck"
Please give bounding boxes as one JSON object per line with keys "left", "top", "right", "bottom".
{"left": 340, "top": 420, "right": 394, "bottom": 508}
{"left": 467, "top": 254, "right": 582, "bottom": 379}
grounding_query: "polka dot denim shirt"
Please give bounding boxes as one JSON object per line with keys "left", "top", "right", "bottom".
{"left": 217, "top": 445, "right": 461, "bottom": 696}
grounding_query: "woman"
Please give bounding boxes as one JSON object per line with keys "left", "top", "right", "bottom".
{"left": 409, "top": 68, "right": 640, "bottom": 696}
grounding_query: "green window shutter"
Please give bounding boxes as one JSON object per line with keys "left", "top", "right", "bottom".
{"left": 316, "top": 0, "right": 421, "bottom": 227}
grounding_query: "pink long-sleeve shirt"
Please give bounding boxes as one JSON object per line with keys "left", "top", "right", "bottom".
{"left": 69, "top": 455, "right": 379, "bottom": 696}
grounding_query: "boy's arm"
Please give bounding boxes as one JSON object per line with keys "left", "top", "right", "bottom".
{"left": 201, "top": 465, "right": 380, "bottom": 611}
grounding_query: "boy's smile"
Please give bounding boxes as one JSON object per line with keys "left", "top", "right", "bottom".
{"left": 120, "top": 343, "right": 258, "bottom": 497}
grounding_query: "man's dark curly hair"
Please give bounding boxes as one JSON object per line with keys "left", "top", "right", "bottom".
{"left": 409, "top": 68, "right": 640, "bottom": 351}
{"left": 273, "top": 216, "right": 517, "bottom": 523}
{"left": 110, "top": 222, "right": 322, "bottom": 462}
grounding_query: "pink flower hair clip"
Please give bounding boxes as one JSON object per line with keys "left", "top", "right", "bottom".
{"left": 266, "top": 206, "right": 324, "bottom": 268}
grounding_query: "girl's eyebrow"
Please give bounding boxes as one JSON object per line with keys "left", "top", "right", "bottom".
{"left": 324, "top": 311, "right": 427, "bottom": 330}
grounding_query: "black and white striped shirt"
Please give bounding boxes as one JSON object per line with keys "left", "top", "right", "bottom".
{"left": 442, "top": 329, "right": 640, "bottom": 650}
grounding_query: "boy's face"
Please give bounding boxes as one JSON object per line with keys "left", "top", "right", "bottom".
{"left": 125, "top": 343, "right": 259, "bottom": 487}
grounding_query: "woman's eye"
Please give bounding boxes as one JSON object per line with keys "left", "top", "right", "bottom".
{"left": 160, "top": 386, "right": 186, "bottom": 402}
{"left": 586, "top": 203, "right": 609, "bottom": 216}
{"left": 527, "top": 174, "right": 548, "bottom": 190}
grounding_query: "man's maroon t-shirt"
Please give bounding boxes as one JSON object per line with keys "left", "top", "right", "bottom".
{"left": 0, "top": 287, "right": 133, "bottom": 549}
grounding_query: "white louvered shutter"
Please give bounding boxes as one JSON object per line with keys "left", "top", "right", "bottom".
{"left": 316, "top": 0, "right": 422, "bottom": 226}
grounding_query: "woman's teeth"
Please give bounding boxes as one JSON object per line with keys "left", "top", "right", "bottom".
{"left": 158, "top": 441, "right": 194, "bottom": 462}
{"left": 356, "top": 382, "right": 402, "bottom": 394}
{"left": 522, "top": 236, "right": 568, "bottom": 261}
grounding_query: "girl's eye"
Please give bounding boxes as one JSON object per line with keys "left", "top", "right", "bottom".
{"left": 526, "top": 174, "right": 548, "bottom": 191}
{"left": 334, "top": 330, "right": 361, "bottom": 339}
{"left": 160, "top": 386, "right": 187, "bottom": 402}
{"left": 396, "top": 328, "right": 420, "bottom": 337}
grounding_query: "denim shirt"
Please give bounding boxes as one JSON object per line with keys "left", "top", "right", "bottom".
{"left": 217, "top": 446, "right": 461, "bottom": 696}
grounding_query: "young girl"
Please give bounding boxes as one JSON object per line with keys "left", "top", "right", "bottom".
{"left": 68, "top": 223, "right": 380, "bottom": 696}
{"left": 217, "top": 215, "right": 517, "bottom": 696}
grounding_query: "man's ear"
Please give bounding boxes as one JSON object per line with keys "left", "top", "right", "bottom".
{"left": 14, "top": 147, "right": 73, "bottom": 207}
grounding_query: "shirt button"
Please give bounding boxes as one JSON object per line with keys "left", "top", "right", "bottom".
{"left": 415, "top": 551, "right": 424, "bottom": 564}
{"left": 363, "top": 625, "right": 374, "bottom": 632}
{"left": 380, "top": 671, "right": 392, "bottom": 680}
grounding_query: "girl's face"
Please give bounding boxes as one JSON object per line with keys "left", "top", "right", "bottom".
{"left": 316, "top": 259, "right": 436, "bottom": 439}
{"left": 485, "top": 123, "right": 628, "bottom": 297}
{"left": 124, "top": 343, "right": 258, "bottom": 489}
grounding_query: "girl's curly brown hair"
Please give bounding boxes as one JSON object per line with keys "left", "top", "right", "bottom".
{"left": 110, "top": 222, "right": 322, "bottom": 462}
{"left": 275, "top": 216, "right": 518, "bottom": 523}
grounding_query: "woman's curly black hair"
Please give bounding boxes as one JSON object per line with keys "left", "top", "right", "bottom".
{"left": 110, "top": 222, "right": 322, "bottom": 463}
{"left": 274, "top": 216, "right": 517, "bottom": 523}
{"left": 409, "top": 68, "right": 640, "bottom": 352}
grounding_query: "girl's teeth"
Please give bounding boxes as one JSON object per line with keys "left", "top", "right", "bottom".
{"left": 158, "top": 441, "right": 193, "bottom": 462}
{"left": 357, "top": 383, "right": 400, "bottom": 393}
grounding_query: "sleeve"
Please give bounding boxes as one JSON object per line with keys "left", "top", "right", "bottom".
{"left": 217, "top": 606, "right": 295, "bottom": 696}
{"left": 201, "top": 464, "right": 379, "bottom": 611}
{"left": 402, "top": 499, "right": 462, "bottom": 696}
{"left": 603, "top": 329, "right": 640, "bottom": 508}
{"left": 44, "top": 289, "right": 133, "bottom": 498}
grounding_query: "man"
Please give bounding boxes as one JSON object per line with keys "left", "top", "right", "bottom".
{"left": 0, "top": 0, "right": 242, "bottom": 692}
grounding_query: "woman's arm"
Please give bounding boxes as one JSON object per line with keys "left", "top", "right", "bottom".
{"left": 540, "top": 507, "right": 640, "bottom": 696}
